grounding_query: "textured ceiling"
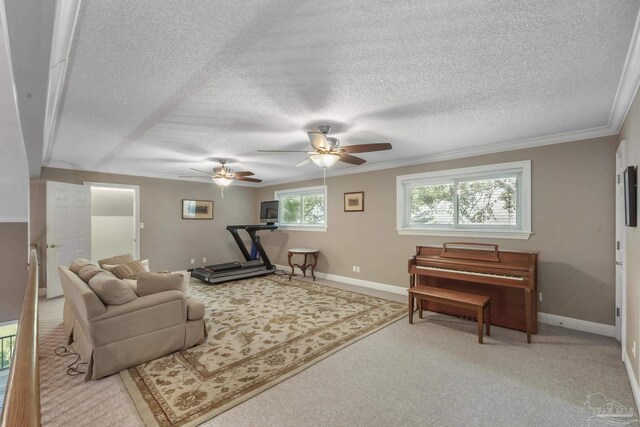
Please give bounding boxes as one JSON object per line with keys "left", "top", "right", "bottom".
{"left": 46, "top": 0, "right": 640, "bottom": 185}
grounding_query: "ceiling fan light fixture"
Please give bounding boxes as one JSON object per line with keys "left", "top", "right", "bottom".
{"left": 212, "top": 176, "right": 233, "bottom": 186}
{"left": 310, "top": 153, "right": 339, "bottom": 168}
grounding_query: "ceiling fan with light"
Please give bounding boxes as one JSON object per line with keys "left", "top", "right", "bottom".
{"left": 258, "top": 125, "right": 392, "bottom": 168}
{"left": 180, "top": 159, "right": 261, "bottom": 197}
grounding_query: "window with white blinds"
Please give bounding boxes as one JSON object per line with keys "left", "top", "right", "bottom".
{"left": 396, "top": 161, "right": 531, "bottom": 239}
{"left": 274, "top": 185, "right": 327, "bottom": 231}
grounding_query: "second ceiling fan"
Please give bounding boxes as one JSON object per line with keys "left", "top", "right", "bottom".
{"left": 258, "top": 125, "right": 392, "bottom": 168}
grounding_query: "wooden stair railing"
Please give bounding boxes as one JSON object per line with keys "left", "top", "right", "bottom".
{"left": 0, "top": 248, "right": 40, "bottom": 426}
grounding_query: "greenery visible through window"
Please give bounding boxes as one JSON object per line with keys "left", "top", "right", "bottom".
{"left": 275, "top": 186, "right": 327, "bottom": 229}
{"left": 397, "top": 161, "right": 531, "bottom": 238}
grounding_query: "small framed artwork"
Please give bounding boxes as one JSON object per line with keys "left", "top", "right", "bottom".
{"left": 344, "top": 192, "right": 364, "bottom": 212}
{"left": 182, "top": 199, "right": 214, "bottom": 220}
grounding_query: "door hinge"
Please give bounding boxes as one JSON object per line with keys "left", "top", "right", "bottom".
{"left": 617, "top": 241, "right": 621, "bottom": 250}
{"left": 618, "top": 174, "right": 621, "bottom": 184}
{"left": 617, "top": 307, "right": 621, "bottom": 317}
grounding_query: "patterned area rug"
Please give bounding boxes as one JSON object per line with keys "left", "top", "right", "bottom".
{"left": 121, "top": 275, "right": 406, "bottom": 426}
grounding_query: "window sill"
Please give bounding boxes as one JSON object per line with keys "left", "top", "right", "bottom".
{"left": 397, "top": 228, "right": 532, "bottom": 240}
{"left": 278, "top": 225, "right": 327, "bottom": 232}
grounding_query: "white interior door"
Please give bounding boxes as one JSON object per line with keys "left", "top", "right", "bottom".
{"left": 615, "top": 141, "right": 627, "bottom": 351}
{"left": 46, "top": 181, "right": 91, "bottom": 298}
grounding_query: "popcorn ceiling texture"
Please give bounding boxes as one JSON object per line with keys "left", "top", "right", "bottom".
{"left": 48, "top": 0, "right": 639, "bottom": 183}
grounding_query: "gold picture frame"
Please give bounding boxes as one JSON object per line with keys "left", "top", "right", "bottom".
{"left": 344, "top": 192, "right": 364, "bottom": 212}
{"left": 182, "top": 199, "right": 214, "bottom": 219}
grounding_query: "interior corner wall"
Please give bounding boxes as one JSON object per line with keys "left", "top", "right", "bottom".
{"left": 36, "top": 168, "right": 258, "bottom": 287}
{"left": 619, "top": 90, "right": 640, "bottom": 385}
{"left": 256, "top": 135, "right": 618, "bottom": 326}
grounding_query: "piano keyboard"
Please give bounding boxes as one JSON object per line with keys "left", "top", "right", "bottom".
{"left": 415, "top": 265, "right": 525, "bottom": 281}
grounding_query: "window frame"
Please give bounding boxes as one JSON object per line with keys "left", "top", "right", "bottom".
{"left": 274, "top": 185, "right": 328, "bottom": 232}
{"left": 396, "top": 161, "right": 532, "bottom": 239}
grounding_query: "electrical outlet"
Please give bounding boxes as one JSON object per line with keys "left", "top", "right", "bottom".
{"left": 140, "top": 222, "right": 145, "bottom": 229}
{"left": 633, "top": 341, "right": 637, "bottom": 358}
{"left": 203, "top": 257, "right": 207, "bottom": 263}
{"left": 356, "top": 266, "right": 360, "bottom": 273}
{"left": 352, "top": 266, "right": 356, "bottom": 272}
{"left": 539, "top": 292, "right": 542, "bottom": 302}
{"left": 190, "top": 259, "right": 195, "bottom": 265}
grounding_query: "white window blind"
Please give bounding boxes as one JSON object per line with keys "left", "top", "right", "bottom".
{"left": 397, "top": 161, "right": 531, "bottom": 239}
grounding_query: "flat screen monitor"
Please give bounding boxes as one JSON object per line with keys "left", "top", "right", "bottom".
{"left": 260, "top": 200, "right": 279, "bottom": 224}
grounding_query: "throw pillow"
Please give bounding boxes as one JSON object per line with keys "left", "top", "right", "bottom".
{"left": 77, "top": 264, "right": 104, "bottom": 283}
{"left": 97, "top": 253, "right": 134, "bottom": 269}
{"left": 103, "top": 259, "right": 149, "bottom": 273}
{"left": 110, "top": 260, "right": 147, "bottom": 280}
{"left": 69, "top": 258, "right": 95, "bottom": 274}
{"left": 88, "top": 272, "right": 137, "bottom": 305}
{"left": 136, "top": 272, "right": 188, "bottom": 297}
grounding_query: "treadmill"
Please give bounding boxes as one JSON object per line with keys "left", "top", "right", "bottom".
{"left": 191, "top": 223, "right": 277, "bottom": 284}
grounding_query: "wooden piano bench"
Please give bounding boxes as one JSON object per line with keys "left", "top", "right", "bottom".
{"left": 408, "top": 285, "right": 491, "bottom": 344}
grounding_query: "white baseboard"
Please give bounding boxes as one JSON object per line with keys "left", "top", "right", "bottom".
{"left": 276, "top": 265, "right": 617, "bottom": 338}
{"left": 537, "top": 312, "right": 616, "bottom": 337}
{"left": 38, "top": 288, "right": 47, "bottom": 297}
{"left": 275, "top": 265, "right": 406, "bottom": 296}
{"left": 623, "top": 349, "right": 640, "bottom": 412}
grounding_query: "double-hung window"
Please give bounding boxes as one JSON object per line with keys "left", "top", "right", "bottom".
{"left": 274, "top": 185, "right": 327, "bottom": 231}
{"left": 397, "top": 161, "right": 531, "bottom": 239}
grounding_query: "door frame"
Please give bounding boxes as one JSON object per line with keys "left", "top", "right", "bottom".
{"left": 84, "top": 182, "right": 141, "bottom": 260}
{"left": 616, "top": 140, "right": 627, "bottom": 354}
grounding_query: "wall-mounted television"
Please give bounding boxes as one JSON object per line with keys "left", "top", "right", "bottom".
{"left": 260, "top": 200, "right": 279, "bottom": 224}
{"left": 624, "top": 165, "right": 637, "bottom": 227}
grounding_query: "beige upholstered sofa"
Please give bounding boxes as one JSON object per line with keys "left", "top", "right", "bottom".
{"left": 59, "top": 259, "right": 207, "bottom": 381}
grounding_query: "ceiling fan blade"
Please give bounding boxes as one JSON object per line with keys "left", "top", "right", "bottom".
{"left": 338, "top": 153, "right": 366, "bottom": 165}
{"left": 340, "top": 143, "right": 393, "bottom": 154}
{"left": 257, "top": 150, "right": 310, "bottom": 153}
{"left": 296, "top": 158, "right": 312, "bottom": 167}
{"left": 235, "top": 176, "right": 262, "bottom": 183}
{"left": 232, "top": 171, "right": 254, "bottom": 176}
{"left": 179, "top": 175, "right": 212, "bottom": 179}
{"left": 307, "top": 131, "right": 329, "bottom": 150}
{"left": 189, "top": 167, "right": 213, "bottom": 174}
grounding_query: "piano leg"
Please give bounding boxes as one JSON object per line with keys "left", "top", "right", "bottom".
{"left": 409, "top": 274, "right": 415, "bottom": 313}
{"left": 418, "top": 298, "right": 423, "bottom": 319}
{"left": 485, "top": 304, "right": 490, "bottom": 337}
{"left": 525, "top": 289, "right": 532, "bottom": 343}
{"left": 408, "top": 293, "right": 414, "bottom": 324}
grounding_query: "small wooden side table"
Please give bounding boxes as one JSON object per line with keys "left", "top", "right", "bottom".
{"left": 287, "top": 248, "right": 319, "bottom": 281}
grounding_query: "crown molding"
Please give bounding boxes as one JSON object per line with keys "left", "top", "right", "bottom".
{"left": 609, "top": 9, "right": 640, "bottom": 133}
{"left": 257, "top": 125, "right": 617, "bottom": 187}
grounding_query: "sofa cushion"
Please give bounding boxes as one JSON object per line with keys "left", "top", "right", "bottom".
{"left": 97, "top": 253, "right": 134, "bottom": 269}
{"left": 186, "top": 299, "right": 205, "bottom": 321}
{"left": 69, "top": 258, "right": 94, "bottom": 274}
{"left": 136, "top": 272, "right": 188, "bottom": 297}
{"left": 88, "top": 272, "right": 138, "bottom": 305}
{"left": 78, "top": 264, "right": 105, "bottom": 283}
{"left": 103, "top": 259, "right": 150, "bottom": 273}
{"left": 110, "top": 260, "right": 147, "bottom": 280}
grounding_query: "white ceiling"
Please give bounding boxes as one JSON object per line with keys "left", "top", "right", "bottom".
{"left": 44, "top": 0, "right": 640, "bottom": 185}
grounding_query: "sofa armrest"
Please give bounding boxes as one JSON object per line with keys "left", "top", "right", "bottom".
{"left": 88, "top": 291, "right": 186, "bottom": 347}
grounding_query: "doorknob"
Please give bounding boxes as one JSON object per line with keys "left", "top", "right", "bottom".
{"left": 47, "top": 243, "right": 59, "bottom": 249}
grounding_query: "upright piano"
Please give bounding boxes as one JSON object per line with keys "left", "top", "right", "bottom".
{"left": 408, "top": 242, "right": 538, "bottom": 342}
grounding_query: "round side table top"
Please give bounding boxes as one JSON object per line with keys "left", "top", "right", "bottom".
{"left": 288, "top": 248, "right": 319, "bottom": 254}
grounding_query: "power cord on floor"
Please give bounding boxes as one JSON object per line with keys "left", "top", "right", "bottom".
{"left": 54, "top": 346, "right": 88, "bottom": 376}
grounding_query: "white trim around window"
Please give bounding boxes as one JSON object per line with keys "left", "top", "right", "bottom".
{"left": 274, "top": 185, "right": 327, "bottom": 231}
{"left": 396, "top": 161, "right": 532, "bottom": 240}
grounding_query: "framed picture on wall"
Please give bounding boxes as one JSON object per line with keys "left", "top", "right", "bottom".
{"left": 182, "top": 199, "right": 214, "bottom": 219}
{"left": 344, "top": 192, "right": 364, "bottom": 212}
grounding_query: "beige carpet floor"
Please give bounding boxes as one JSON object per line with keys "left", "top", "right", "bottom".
{"left": 40, "top": 275, "right": 637, "bottom": 427}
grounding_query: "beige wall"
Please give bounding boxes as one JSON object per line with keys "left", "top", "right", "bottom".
{"left": 0, "top": 223, "right": 28, "bottom": 322}
{"left": 257, "top": 136, "right": 618, "bottom": 325}
{"left": 32, "top": 168, "right": 257, "bottom": 287}
{"left": 619, "top": 92, "right": 640, "bottom": 384}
